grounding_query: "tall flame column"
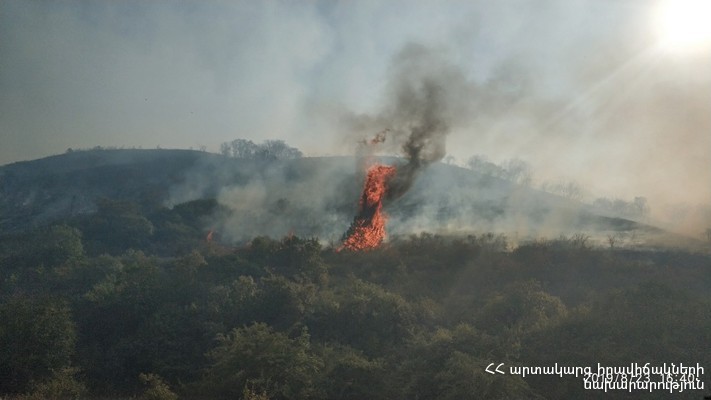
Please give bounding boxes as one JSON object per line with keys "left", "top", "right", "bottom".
{"left": 339, "top": 164, "right": 397, "bottom": 251}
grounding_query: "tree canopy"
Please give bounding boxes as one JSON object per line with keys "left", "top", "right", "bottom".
{"left": 0, "top": 201, "right": 709, "bottom": 399}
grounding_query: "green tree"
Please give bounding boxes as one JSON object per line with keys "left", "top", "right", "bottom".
{"left": 0, "top": 225, "right": 84, "bottom": 272}
{"left": 250, "top": 275, "right": 316, "bottom": 331}
{"left": 77, "top": 251, "right": 162, "bottom": 392}
{"left": 398, "top": 325, "right": 535, "bottom": 400}
{"left": 307, "top": 279, "right": 414, "bottom": 355}
{"left": 477, "top": 280, "right": 567, "bottom": 336}
{"left": 200, "top": 323, "right": 323, "bottom": 400}
{"left": 435, "top": 351, "right": 534, "bottom": 400}
{"left": 0, "top": 225, "right": 85, "bottom": 296}
{"left": 319, "top": 345, "right": 388, "bottom": 400}
{"left": 245, "top": 236, "right": 327, "bottom": 283}
{"left": 139, "top": 373, "right": 178, "bottom": 400}
{"left": 0, "top": 297, "right": 77, "bottom": 394}
{"left": 523, "top": 282, "right": 711, "bottom": 399}
{"left": 21, "top": 367, "right": 86, "bottom": 400}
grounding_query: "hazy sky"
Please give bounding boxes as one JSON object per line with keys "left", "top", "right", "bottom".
{"left": 1, "top": 0, "right": 710, "bottom": 228}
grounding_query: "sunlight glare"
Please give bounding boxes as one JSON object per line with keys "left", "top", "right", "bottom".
{"left": 656, "top": 0, "right": 711, "bottom": 52}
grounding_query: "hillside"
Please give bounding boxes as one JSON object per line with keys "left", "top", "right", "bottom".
{"left": 1, "top": 149, "right": 670, "bottom": 246}
{"left": 1, "top": 149, "right": 710, "bottom": 400}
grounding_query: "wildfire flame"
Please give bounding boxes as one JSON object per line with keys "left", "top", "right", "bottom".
{"left": 339, "top": 164, "right": 397, "bottom": 251}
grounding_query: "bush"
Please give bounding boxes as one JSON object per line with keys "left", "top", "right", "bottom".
{"left": 20, "top": 367, "right": 86, "bottom": 400}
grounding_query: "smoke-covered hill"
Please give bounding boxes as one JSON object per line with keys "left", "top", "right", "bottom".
{"left": 0, "top": 148, "right": 693, "bottom": 248}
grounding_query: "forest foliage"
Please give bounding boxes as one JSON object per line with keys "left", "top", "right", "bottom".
{"left": 0, "top": 198, "right": 709, "bottom": 399}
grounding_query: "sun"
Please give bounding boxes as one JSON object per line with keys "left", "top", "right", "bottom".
{"left": 655, "top": 0, "right": 711, "bottom": 52}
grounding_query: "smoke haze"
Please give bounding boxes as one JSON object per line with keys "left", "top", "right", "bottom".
{"left": 343, "top": 44, "right": 474, "bottom": 200}
{"left": 1, "top": 0, "right": 709, "bottom": 235}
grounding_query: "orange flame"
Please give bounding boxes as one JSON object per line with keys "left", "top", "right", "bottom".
{"left": 339, "top": 164, "right": 397, "bottom": 251}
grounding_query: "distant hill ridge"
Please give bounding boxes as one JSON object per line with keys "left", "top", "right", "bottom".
{"left": 0, "top": 149, "right": 678, "bottom": 248}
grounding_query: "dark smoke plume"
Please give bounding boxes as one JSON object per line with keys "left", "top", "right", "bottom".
{"left": 388, "top": 74, "right": 449, "bottom": 200}
{"left": 346, "top": 43, "right": 473, "bottom": 201}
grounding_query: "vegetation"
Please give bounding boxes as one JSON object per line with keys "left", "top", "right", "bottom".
{"left": 0, "top": 198, "right": 709, "bottom": 399}
{"left": 220, "top": 139, "right": 302, "bottom": 161}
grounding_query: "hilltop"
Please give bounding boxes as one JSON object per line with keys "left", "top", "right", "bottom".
{"left": 0, "top": 148, "right": 693, "bottom": 249}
